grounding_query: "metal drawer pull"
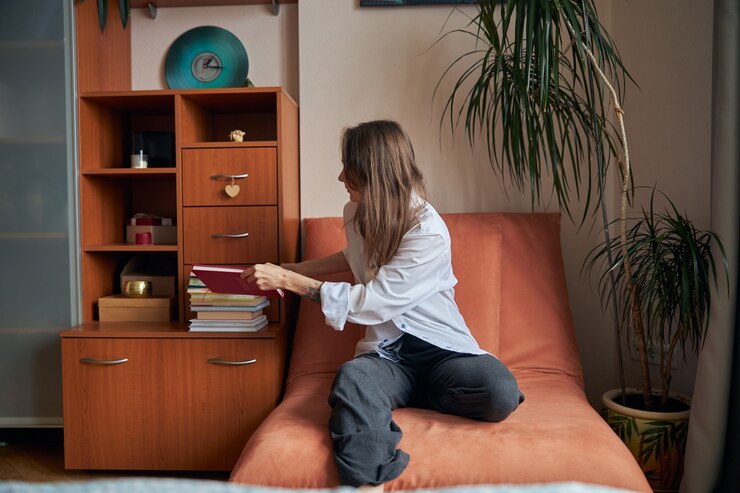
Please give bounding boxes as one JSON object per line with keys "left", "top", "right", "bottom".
{"left": 211, "top": 232, "right": 249, "bottom": 239}
{"left": 80, "top": 357, "right": 128, "bottom": 365}
{"left": 211, "top": 173, "right": 249, "bottom": 180}
{"left": 207, "top": 358, "right": 257, "bottom": 366}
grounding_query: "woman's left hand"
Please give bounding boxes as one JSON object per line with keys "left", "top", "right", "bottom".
{"left": 240, "top": 263, "right": 292, "bottom": 291}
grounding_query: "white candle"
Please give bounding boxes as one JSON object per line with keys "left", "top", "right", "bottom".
{"left": 131, "top": 151, "right": 148, "bottom": 168}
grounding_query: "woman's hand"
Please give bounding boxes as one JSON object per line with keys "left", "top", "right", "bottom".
{"left": 242, "top": 263, "right": 324, "bottom": 304}
{"left": 240, "top": 263, "right": 292, "bottom": 292}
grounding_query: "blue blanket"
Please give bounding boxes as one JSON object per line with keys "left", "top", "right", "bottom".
{"left": 0, "top": 479, "right": 637, "bottom": 493}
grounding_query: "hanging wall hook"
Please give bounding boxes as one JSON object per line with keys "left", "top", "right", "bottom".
{"left": 147, "top": 2, "right": 158, "bottom": 19}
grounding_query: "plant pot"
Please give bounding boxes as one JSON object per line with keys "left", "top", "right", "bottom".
{"left": 601, "top": 388, "right": 691, "bottom": 493}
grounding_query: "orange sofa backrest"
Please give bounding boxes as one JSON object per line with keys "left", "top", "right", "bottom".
{"left": 286, "top": 213, "right": 583, "bottom": 389}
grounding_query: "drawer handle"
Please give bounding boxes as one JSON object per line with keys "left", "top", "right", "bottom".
{"left": 207, "top": 358, "right": 257, "bottom": 366}
{"left": 211, "top": 173, "right": 249, "bottom": 180}
{"left": 80, "top": 357, "right": 128, "bottom": 365}
{"left": 211, "top": 232, "right": 250, "bottom": 239}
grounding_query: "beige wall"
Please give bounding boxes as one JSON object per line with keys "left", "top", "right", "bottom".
{"left": 128, "top": 0, "right": 714, "bottom": 407}
{"left": 130, "top": 3, "right": 298, "bottom": 96}
{"left": 298, "top": 0, "right": 623, "bottom": 406}
{"left": 610, "top": 0, "right": 715, "bottom": 398}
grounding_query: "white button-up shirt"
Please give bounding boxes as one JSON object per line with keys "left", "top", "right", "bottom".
{"left": 320, "top": 200, "right": 487, "bottom": 358}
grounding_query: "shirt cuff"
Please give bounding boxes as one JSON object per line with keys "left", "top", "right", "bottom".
{"left": 320, "top": 281, "right": 350, "bottom": 331}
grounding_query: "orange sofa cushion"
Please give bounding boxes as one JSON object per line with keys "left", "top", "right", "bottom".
{"left": 288, "top": 213, "right": 581, "bottom": 383}
{"left": 230, "top": 213, "right": 650, "bottom": 492}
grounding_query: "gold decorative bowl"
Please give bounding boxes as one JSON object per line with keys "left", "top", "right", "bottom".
{"left": 123, "top": 280, "right": 152, "bottom": 298}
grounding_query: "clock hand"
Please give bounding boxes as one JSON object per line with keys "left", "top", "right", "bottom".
{"left": 204, "top": 58, "right": 223, "bottom": 69}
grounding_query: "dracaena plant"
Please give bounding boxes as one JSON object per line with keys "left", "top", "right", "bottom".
{"left": 436, "top": 0, "right": 628, "bottom": 222}
{"left": 437, "top": 0, "right": 728, "bottom": 411}
{"left": 585, "top": 189, "right": 728, "bottom": 409}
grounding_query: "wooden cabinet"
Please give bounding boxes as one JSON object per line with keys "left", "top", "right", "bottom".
{"left": 76, "top": 89, "right": 299, "bottom": 324}
{"left": 65, "top": 89, "right": 298, "bottom": 470}
{"left": 65, "top": 1, "right": 300, "bottom": 472}
{"left": 61, "top": 325, "right": 286, "bottom": 470}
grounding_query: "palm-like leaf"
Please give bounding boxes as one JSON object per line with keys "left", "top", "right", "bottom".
{"left": 77, "top": 0, "right": 129, "bottom": 32}
{"left": 97, "top": 0, "right": 107, "bottom": 33}
{"left": 584, "top": 189, "right": 729, "bottom": 407}
{"left": 438, "top": 0, "right": 630, "bottom": 222}
{"left": 118, "top": 0, "right": 130, "bottom": 29}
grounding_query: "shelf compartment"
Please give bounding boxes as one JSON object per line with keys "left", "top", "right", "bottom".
{"left": 178, "top": 91, "right": 278, "bottom": 144}
{"left": 78, "top": 94, "right": 176, "bottom": 171}
{"left": 80, "top": 251, "right": 179, "bottom": 322}
{"left": 79, "top": 177, "right": 177, "bottom": 245}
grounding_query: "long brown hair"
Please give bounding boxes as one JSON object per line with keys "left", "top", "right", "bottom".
{"left": 341, "top": 120, "right": 427, "bottom": 277}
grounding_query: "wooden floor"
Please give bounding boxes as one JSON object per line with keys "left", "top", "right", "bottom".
{"left": 0, "top": 428, "right": 230, "bottom": 482}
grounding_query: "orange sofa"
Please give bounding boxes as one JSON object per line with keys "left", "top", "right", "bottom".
{"left": 230, "top": 213, "right": 650, "bottom": 492}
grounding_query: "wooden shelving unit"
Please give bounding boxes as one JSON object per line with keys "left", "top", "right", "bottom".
{"left": 62, "top": 0, "right": 300, "bottom": 471}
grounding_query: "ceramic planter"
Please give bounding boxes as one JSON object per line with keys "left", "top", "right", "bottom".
{"left": 601, "top": 388, "right": 691, "bottom": 493}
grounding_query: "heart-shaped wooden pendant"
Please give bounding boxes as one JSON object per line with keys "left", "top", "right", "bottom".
{"left": 225, "top": 184, "right": 240, "bottom": 198}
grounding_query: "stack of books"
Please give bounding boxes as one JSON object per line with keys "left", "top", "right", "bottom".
{"left": 187, "top": 269, "right": 270, "bottom": 332}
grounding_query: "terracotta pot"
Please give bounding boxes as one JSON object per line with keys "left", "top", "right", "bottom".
{"left": 601, "top": 388, "right": 691, "bottom": 493}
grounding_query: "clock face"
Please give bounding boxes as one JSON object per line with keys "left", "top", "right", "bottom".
{"left": 191, "top": 52, "right": 223, "bottom": 82}
{"left": 165, "top": 26, "right": 249, "bottom": 89}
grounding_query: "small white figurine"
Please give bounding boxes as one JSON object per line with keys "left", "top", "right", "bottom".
{"left": 229, "top": 130, "right": 245, "bottom": 142}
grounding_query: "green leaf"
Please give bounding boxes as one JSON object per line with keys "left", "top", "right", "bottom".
{"left": 97, "top": 0, "right": 108, "bottom": 33}
{"left": 118, "top": 0, "right": 130, "bottom": 29}
{"left": 437, "top": 0, "right": 629, "bottom": 223}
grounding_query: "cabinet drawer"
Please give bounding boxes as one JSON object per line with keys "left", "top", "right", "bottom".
{"left": 62, "top": 337, "right": 278, "bottom": 471}
{"left": 163, "top": 339, "right": 277, "bottom": 470}
{"left": 62, "top": 338, "right": 159, "bottom": 469}
{"left": 182, "top": 148, "right": 277, "bottom": 206}
{"left": 183, "top": 206, "right": 278, "bottom": 264}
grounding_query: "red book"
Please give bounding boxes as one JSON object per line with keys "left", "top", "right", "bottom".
{"left": 191, "top": 265, "right": 284, "bottom": 298}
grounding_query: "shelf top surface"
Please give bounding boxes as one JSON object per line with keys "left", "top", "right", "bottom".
{"left": 79, "top": 87, "right": 294, "bottom": 112}
{"left": 80, "top": 86, "right": 286, "bottom": 97}
{"left": 61, "top": 321, "right": 282, "bottom": 339}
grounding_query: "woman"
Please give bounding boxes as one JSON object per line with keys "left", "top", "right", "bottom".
{"left": 241, "top": 120, "right": 524, "bottom": 488}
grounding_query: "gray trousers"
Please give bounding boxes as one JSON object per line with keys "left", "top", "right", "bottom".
{"left": 328, "top": 333, "right": 525, "bottom": 487}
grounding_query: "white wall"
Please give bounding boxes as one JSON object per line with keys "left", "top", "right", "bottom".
{"left": 299, "top": 1, "right": 532, "bottom": 219}
{"left": 130, "top": 3, "right": 298, "bottom": 96}
{"left": 610, "top": 0, "right": 715, "bottom": 397}
{"left": 298, "top": 0, "right": 624, "bottom": 406}
{"left": 127, "top": 0, "right": 715, "bottom": 407}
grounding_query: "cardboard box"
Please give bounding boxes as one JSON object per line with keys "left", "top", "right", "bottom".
{"left": 120, "top": 255, "right": 177, "bottom": 297}
{"left": 126, "top": 225, "right": 177, "bottom": 244}
{"left": 98, "top": 295, "right": 175, "bottom": 322}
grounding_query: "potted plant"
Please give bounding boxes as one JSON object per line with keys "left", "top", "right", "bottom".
{"left": 437, "top": 1, "right": 729, "bottom": 490}
{"left": 585, "top": 189, "right": 728, "bottom": 491}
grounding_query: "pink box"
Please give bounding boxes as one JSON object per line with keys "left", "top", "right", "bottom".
{"left": 126, "top": 225, "right": 177, "bottom": 244}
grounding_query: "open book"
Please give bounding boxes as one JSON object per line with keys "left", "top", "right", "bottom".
{"left": 191, "top": 265, "right": 285, "bottom": 298}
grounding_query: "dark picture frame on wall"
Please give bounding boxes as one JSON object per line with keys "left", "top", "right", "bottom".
{"left": 360, "top": 0, "right": 478, "bottom": 6}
